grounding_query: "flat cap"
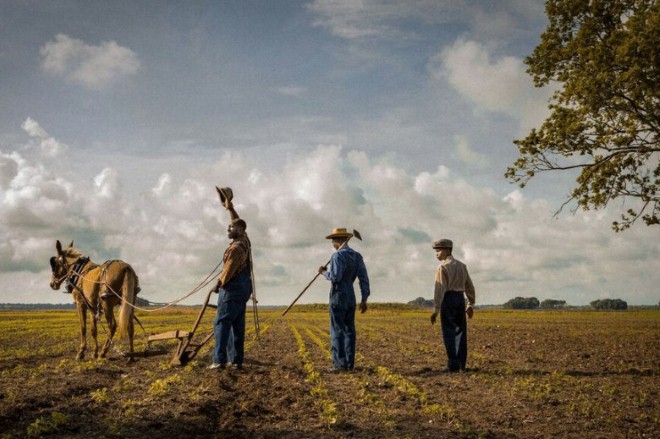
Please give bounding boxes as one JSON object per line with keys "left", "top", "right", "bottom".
{"left": 432, "top": 238, "right": 453, "bottom": 249}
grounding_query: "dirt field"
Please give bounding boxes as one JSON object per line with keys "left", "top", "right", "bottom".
{"left": 0, "top": 307, "right": 658, "bottom": 438}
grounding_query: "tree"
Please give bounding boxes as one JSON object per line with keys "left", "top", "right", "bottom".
{"left": 504, "top": 296, "right": 540, "bottom": 309}
{"left": 407, "top": 297, "right": 434, "bottom": 308}
{"left": 540, "top": 299, "right": 567, "bottom": 309}
{"left": 590, "top": 298, "right": 628, "bottom": 310}
{"left": 506, "top": 0, "right": 659, "bottom": 231}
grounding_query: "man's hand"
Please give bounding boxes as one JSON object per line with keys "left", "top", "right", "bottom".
{"left": 466, "top": 305, "right": 474, "bottom": 319}
{"left": 430, "top": 312, "right": 438, "bottom": 325}
{"left": 359, "top": 302, "right": 367, "bottom": 314}
{"left": 212, "top": 281, "right": 222, "bottom": 294}
{"left": 318, "top": 266, "right": 327, "bottom": 274}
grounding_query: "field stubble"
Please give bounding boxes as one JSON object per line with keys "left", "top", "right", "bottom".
{"left": 0, "top": 308, "right": 657, "bottom": 438}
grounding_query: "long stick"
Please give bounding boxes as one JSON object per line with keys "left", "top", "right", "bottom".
{"left": 281, "top": 238, "right": 351, "bottom": 316}
{"left": 249, "top": 253, "right": 260, "bottom": 338}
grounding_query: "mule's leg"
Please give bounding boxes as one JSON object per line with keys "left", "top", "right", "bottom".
{"left": 100, "top": 304, "right": 116, "bottom": 358}
{"left": 76, "top": 304, "right": 87, "bottom": 361}
{"left": 127, "top": 313, "right": 135, "bottom": 363}
{"left": 91, "top": 309, "right": 100, "bottom": 359}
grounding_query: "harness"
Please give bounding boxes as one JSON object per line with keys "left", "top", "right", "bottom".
{"left": 64, "top": 257, "right": 91, "bottom": 294}
{"left": 63, "top": 258, "right": 146, "bottom": 335}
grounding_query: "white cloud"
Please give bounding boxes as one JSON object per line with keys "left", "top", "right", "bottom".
{"left": 1, "top": 121, "right": 658, "bottom": 306}
{"left": 40, "top": 34, "right": 140, "bottom": 89}
{"left": 429, "top": 38, "right": 554, "bottom": 132}
{"left": 21, "top": 118, "right": 68, "bottom": 157}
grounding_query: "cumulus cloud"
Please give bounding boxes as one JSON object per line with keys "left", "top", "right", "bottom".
{"left": 21, "top": 118, "right": 68, "bottom": 157}
{"left": 1, "top": 121, "right": 658, "bottom": 306}
{"left": 0, "top": 148, "right": 74, "bottom": 273}
{"left": 429, "top": 38, "right": 554, "bottom": 132}
{"left": 40, "top": 34, "right": 140, "bottom": 89}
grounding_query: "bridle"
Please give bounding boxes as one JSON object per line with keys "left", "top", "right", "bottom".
{"left": 50, "top": 254, "right": 90, "bottom": 292}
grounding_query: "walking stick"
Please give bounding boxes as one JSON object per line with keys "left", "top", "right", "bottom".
{"left": 248, "top": 239, "right": 260, "bottom": 338}
{"left": 281, "top": 229, "right": 362, "bottom": 316}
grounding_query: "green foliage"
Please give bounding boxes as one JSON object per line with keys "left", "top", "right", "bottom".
{"left": 407, "top": 297, "right": 434, "bottom": 308}
{"left": 540, "top": 299, "right": 567, "bottom": 309}
{"left": 26, "top": 412, "right": 68, "bottom": 437}
{"left": 90, "top": 387, "right": 110, "bottom": 404}
{"left": 504, "top": 297, "right": 540, "bottom": 309}
{"left": 590, "top": 298, "right": 628, "bottom": 310}
{"left": 506, "top": 0, "right": 659, "bottom": 231}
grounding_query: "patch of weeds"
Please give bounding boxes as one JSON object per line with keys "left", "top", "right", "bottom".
{"left": 26, "top": 412, "right": 68, "bottom": 438}
{"left": 111, "top": 376, "right": 135, "bottom": 393}
{"left": 147, "top": 374, "right": 183, "bottom": 397}
{"left": 183, "top": 361, "right": 200, "bottom": 374}
{"left": 423, "top": 402, "right": 455, "bottom": 420}
{"left": 90, "top": 387, "right": 110, "bottom": 404}
{"left": 188, "top": 383, "right": 211, "bottom": 402}
{"left": 122, "top": 399, "right": 140, "bottom": 417}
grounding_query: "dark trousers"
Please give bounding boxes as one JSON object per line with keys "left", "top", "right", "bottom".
{"left": 441, "top": 291, "right": 467, "bottom": 371}
{"left": 213, "top": 299, "right": 246, "bottom": 365}
{"left": 329, "top": 304, "right": 356, "bottom": 370}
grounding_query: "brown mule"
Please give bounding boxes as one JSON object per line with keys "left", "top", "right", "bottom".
{"left": 49, "top": 240, "right": 140, "bottom": 361}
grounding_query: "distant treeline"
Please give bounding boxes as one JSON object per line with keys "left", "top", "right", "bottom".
{"left": 1, "top": 296, "right": 153, "bottom": 310}
{"left": 408, "top": 296, "right": 643, "bottom": 310}
{"left": 1, "top": 298, "right": 652, "bottom": 311}
{"left": 0, "top": 303, "right": 75, "bottom": 310}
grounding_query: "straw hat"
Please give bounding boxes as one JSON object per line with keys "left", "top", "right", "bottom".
{"left": 326, "top": 227, "right": 353, "bottom": 239}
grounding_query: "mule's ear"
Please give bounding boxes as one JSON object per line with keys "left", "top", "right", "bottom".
{"left": 69, "top": 241, "right": 74, "bottom": 248}
{"left": 215, "top": 186, "right": 224, "bottom": 203}
{"left": 56, "top": 240, "right": 63, "bottom": 255}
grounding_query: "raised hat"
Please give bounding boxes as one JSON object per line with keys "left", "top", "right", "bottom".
{"left": 326, "top": 228, "right": 353, "bottom": 239}
{"left": 432, "top": 238, "right": 453, "bottom": 249}
{"left": 215, "top": 186, "right": 233, "bottom": 204}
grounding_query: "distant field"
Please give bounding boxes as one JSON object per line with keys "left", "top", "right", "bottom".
{"left": 0, "top": 307, "right": 658, "bottom": 438}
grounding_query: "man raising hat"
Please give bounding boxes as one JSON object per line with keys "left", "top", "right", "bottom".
{"left": 318, "top": 228, "right": 370, "bottom": 372}
{"left": 430, "top": 238, "right": 476, "bottom": 372}
{"left": 209, "top": 188, "right": 253, "bottom": 370}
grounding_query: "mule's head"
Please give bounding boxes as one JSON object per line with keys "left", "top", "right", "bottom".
{"left": 49, "top": 240, "right": 78, "bottom": 290}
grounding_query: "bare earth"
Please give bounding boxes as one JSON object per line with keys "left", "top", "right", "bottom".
{"left": 0, "top": 308, "right": 658, "bottom": 438}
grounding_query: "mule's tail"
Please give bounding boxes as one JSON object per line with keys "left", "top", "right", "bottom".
{"left": 118, "top": 266, "right": 138, "bottom": 339}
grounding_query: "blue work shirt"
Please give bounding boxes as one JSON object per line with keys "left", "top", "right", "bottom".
{"left": 323, "top": 245, "right": 370, "bottom": 307}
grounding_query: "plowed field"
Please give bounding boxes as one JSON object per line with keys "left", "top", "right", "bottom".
{"left": 0, "top": 307, "right": 658, "bottom": 438}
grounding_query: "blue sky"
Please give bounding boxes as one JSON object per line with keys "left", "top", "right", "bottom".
{"left": 1, "top": 0, "right": 658, "bottom": 306}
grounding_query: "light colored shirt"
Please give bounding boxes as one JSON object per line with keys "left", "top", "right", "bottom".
{"left": 433, "top": 255, "right": 475, "bottom": 313}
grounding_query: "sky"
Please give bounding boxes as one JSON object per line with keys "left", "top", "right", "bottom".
{"left": 0, "top": 0, "right": 658, "bottom": 307}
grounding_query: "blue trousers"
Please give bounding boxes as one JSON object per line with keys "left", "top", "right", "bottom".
{"left": 213, "top": 298, "right": 244, "bottom": 365}
{"left": 329, "top": 304, "right": 356, "bottom": 370}
{"left": 440, "top": 291, "right": 467, "bottom": 371}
